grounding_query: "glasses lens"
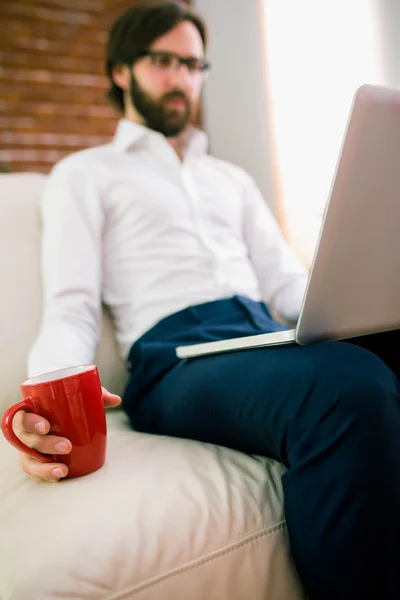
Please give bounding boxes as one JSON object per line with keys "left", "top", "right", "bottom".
{"left": 150, "top": 52, "right": 175, "bottom": 68}
{"left": 184, "top": 58, "right": 203, "bottom": 73}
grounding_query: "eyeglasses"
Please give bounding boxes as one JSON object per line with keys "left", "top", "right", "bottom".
{"left": 138, "top": 50, "right": 211, "bottom": 79}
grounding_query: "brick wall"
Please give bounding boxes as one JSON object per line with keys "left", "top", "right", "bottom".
{"left": 0, "top": 0, "right": 192, "bottom": 173}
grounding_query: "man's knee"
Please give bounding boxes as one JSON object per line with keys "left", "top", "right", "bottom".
{"left": 312, "top": 341, "right": 399, "bottom": 420}
{"left": 285, "top": 342, "right": 400, "bottom": 468}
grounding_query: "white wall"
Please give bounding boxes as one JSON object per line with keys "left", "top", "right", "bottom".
{"left": 194, "top": 0, "right": 277, "bottom": 212}
{"left": 378, "top": 0, "right": 400, "bottom": 88}
{"left": 194, "top": 0, "right": 400, "bottom": 222}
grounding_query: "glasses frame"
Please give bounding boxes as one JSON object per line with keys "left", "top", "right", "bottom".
{"left": 137, "top": 50, "right": 211, "bottom": 79}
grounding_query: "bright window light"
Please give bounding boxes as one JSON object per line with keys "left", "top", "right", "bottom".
{"left": 262, "top": 0, "right": 384, "bottom": 264}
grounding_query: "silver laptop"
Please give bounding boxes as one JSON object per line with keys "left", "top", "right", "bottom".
{"left": 176, "top": 83, "right": 400, "bottom": 360}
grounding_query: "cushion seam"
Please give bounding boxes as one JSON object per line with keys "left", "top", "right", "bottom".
{"left": 108, "top": 520, "right": 287, "bottom": 599}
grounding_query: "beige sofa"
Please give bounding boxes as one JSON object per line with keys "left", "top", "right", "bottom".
{"left": 0, "top": 173, "right": 306, "bottom": 600}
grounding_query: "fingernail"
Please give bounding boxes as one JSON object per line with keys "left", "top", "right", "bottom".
{"left": 35, "top": 422, "right": 46, "bottom": 434}
{"left": 54, "top": 441, "right": 69, "bottom": 453}
{"left": 52, "top": 468, "right": 64, "bottom": 478}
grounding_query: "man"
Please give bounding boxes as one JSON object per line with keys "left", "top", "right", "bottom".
{"left": 11, "top": 2, "right": 400, "bottom": 599}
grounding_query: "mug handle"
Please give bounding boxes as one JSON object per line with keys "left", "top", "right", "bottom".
{"left": 1, "top": 397, "right": 54, "bottom": 463}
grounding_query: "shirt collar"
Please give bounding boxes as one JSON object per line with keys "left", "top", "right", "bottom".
{"left": 112, "top": 118, "right": 208, "bottom": 158}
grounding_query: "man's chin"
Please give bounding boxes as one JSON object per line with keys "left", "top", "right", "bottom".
{"left": 162, "top": 119, "right": 190, "bottom": 138}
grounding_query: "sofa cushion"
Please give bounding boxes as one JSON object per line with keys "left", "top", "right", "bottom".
{"left": 0, "top": 410, "right": 304, "bottom": 600}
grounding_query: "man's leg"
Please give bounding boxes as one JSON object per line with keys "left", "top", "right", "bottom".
{"left": 348, "top": 328, "right": 400, "bottom": 379}
{"left": 131, "top": 340, "right": 400, "bottom": 600}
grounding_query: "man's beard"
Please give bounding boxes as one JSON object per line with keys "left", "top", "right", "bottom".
{"left": 129, "top": 72, "right": 191, "bottom": 137}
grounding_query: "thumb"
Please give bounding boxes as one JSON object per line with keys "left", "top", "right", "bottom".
{"left": 101, "top": 386, "right": 122, "bottom": 408}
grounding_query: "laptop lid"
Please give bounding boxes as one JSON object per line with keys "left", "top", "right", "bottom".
{"left": 296, "top": 83, "right": 400, "bottom": 345}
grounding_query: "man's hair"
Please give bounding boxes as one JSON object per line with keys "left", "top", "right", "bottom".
{"left": 106, "top": 0, "right": 208, "bottom": 113}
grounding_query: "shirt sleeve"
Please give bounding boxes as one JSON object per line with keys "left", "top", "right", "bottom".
{"left": 27, "top": 158, "right": 104, "bottom": 377}
{"left": 242, "top": 174, "right": 308, "bottom": 323}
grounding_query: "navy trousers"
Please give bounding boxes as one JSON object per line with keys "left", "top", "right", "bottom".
{"left": 122, "top": 296, "right": 400, "bottom": 600}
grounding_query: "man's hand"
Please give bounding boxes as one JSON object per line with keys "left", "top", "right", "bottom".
{"left": 13, "top": 386, "right": 121, "bottom": 482}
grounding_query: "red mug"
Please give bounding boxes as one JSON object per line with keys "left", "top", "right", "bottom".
{"left": 1, "top": 365, "right": 107, "bottom": 479}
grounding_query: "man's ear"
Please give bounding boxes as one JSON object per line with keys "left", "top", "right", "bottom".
{"left": 112, "top": 64, "right": 130, "bottom": 90}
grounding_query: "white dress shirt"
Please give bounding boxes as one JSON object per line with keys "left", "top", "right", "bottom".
{"left": 28, "top": 119, "right": 308, "bottom": 377}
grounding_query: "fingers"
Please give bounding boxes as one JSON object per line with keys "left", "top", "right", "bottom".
{"left": 12, "top": 409, "right": 71, "bottom": 482}
{"left": 19, "top": 452, "right": 69, "bottom": 483}
{"left": 13, "top": 410, "right": 50, "bottom": 437}
{"left": 12, "top": 410, "right": 72, "bottom": 455}
{"left": 18, "top": 430, "right": 72, "bottom": 456}
{"left": 101, "top": 386, "right": 121, "bottom": 408}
